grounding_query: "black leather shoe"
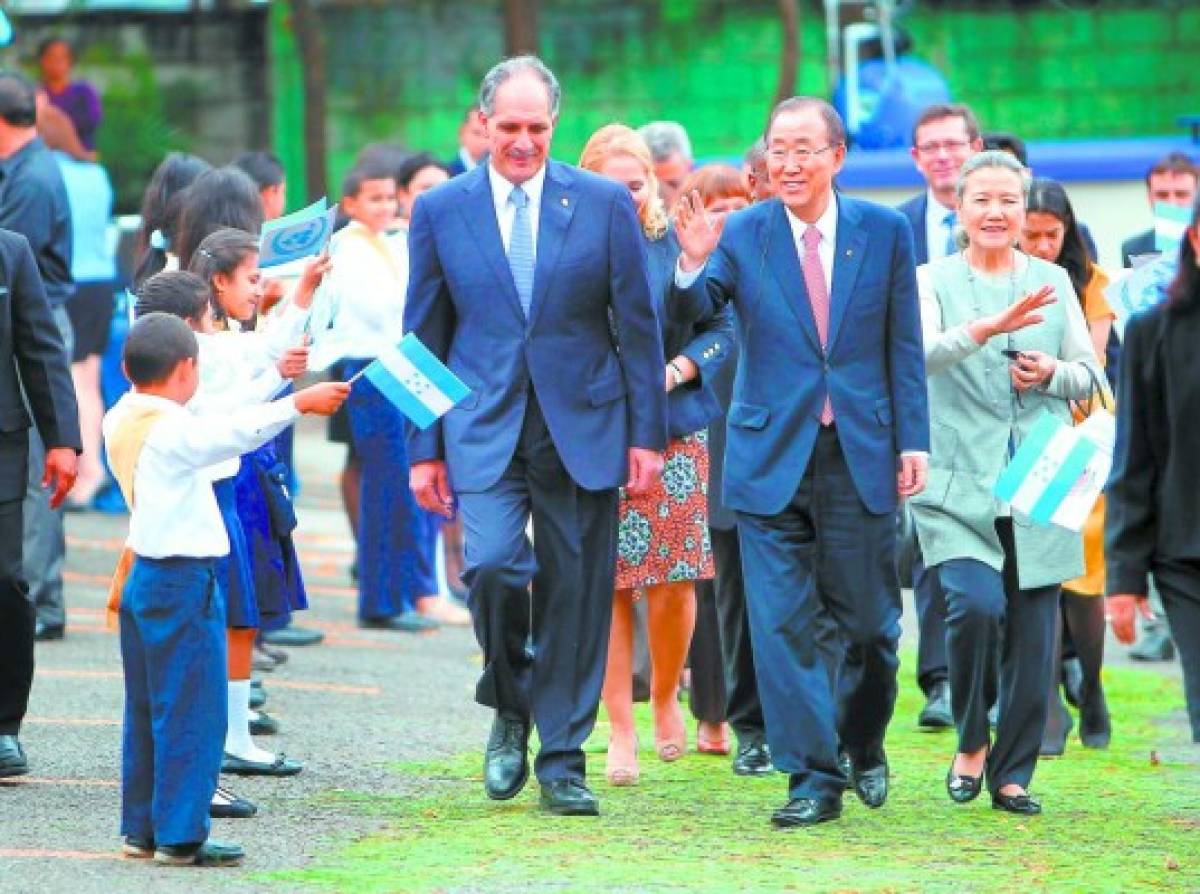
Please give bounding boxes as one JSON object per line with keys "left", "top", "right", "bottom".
{"left": 359, "top": 612, "right": 439, "bottom": 633}
{"left": 1079, "top": 691, "right": 1112, "bottom": 750}
{"left": 918, "top": 681, "right": 953, "bottom": 730}
{"left": 771, "top": 797, "right": 842, "bottom": 828}
{"left": 249, "top": 710, "right": 279, "bottom": 736}
{"left": 850, "top": 758, "right": 889, "bottom": 809}
{"left": 34, "top": 620, "right": 65, "bottom": 642}
{"left": 484, "top": 712, "right": 529, "bottom": 800}
{"left": 732, "top": 740, "right": 773, "bottom": 776}
{"left": 261, "top": 624, "right": 325, "bottom": 647}
{"left": 945, "top": 759, "right": 983, "bottom": 804}
{"left": 1062, "top": 658, "right": 1084, "bottom": 709}
{"left": 221, "top": 752, "right": 303, "bottom": 777}
{"left": 0, "top": 735, "right": 28, "bottom": 777}
{"left": 992, "top": 791, "right": 1042, "bottom": 816}
{"left": 256, "top": 642, "right": 289, "bottom": 665}
{"left": 154, "top": 839, "right": 245, "bottom": 867}
{"left": 210, "top": 785, "right": 258, "bottom": 819}
{"left": 539, "top": 779, "right": 599, "bottom": 816}
{"left": 249, "top": 685, "right": 267, "bottom": 710}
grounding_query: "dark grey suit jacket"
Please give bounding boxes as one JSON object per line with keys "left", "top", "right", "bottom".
{"left": 0, "top": 229, "right": 80, "bottom": 500}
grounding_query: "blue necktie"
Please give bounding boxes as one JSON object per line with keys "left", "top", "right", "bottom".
{"left": 507, "top": 185, "right": 534, "bottom": 317}
{"left": 943, "top": 210, "right": 958, "bottom": 256}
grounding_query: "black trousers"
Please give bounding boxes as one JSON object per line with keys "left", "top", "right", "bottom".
{"left": 937, "top": 519, "right": 1059, "bottom": 794}
{"left": 688, "top": 576, "right": 727, "bottom": 725}
{"left": 457, "top": 395, "right": 619, "bottom": 783}
{"left": 1152, "top": 559, "right": 1200, "bottom": 742}
{"left": 0, "top": 497, "right": 33, "bottom": 735}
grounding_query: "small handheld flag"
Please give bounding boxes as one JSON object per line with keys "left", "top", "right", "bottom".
{"left": 353, "top": 334, "right": 472, "bottom": 430}
{"left": 259, "top": 198, "right": 339, "bottom": 270}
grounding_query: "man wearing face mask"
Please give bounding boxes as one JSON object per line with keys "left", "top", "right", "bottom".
{"left": 405, "top": 56, "right": 666, "bottom": 818}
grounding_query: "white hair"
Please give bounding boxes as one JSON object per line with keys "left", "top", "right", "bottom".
{"left": 638, "top": 121, "right": 693, "bottom": 164}
{"left": 478, "top": 55, "right": 561, "bottom": 119}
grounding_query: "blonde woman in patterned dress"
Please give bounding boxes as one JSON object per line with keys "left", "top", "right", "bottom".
{"left": 579, "top": 125, "right": 734, "bottom": 785}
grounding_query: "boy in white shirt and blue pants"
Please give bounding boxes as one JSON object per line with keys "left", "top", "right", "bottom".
{"left": 103, "top": 312, "right": 347, "bottom": 866}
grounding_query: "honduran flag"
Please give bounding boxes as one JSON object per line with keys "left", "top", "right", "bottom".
{"left": 993, "top": 410, "right": 1113, "bottom": 532}
{"left": 360, "top": 334, "right": 472, "bottom": 430}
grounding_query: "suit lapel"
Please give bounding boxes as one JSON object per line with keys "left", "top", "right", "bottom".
{"left": 826, "top": 197, "right": 867, "bottom": 353}
{"left": 456, "top": 166, "right": 526, "bottom": 324}
{"left": 527, "top": 162, "right": 576, "bottom": 329}
{"left": 764, "top": 201, "right": 821, "bottom": 354}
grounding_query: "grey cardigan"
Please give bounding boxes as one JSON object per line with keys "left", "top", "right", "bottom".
{"left": 909, "top": 252, "right": 1102, "bottom": 589}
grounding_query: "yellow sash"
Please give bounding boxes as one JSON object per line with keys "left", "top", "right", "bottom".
{"left": 104, "top": 407, "right": 165, "bottom": 628}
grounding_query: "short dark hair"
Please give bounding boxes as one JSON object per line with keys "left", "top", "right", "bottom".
{"left": 37, "top": 37, "right": 73, "bottom": 61}
{"left": 396, "top": 152, "right": 452, "bottom": 189}
{"left": 123, "top": 312, "right": 198, "bottom": 386}
{"left": 232, "top": 151, "right": 286, "bottom": 190}
{"left": 134, "top": 270, "right": 211, "bottom": 324}
{"left": 174, "top": 166, "right": 264, "bottom": 269}
{"left": 912, "top": 103, "right": 981, "bottom": 147}
{"left": 983, "top": 131, "right": 1028, "bottom": 167}
{"left": 1146, "top": 151, "right": 1198, "bottom": 187}
{"left": 0, "top": 71, "right": 38, "bottom": 127}
{"left": 341, "top": 159, "right": 396, "bottom": 199}
{"left": 766, "top": 97, "right": 846, "bottom": 146}
{"left": 188, "top": 228, "right": 259, "bottom": 323}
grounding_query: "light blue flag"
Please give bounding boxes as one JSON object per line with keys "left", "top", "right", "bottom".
{"left": 356, "top": 334, "right": 472, "bottom": 430}
{"left": 259, "top": 198, "right": 338, "bottom": 269}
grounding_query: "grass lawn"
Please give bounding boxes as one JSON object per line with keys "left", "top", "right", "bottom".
{"left": 269, "top": 660, "right": 1198, "bottom": 894}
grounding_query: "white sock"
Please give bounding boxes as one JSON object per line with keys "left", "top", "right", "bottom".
{"left": 225, "top": 680, "right": 276, "bottom": 763}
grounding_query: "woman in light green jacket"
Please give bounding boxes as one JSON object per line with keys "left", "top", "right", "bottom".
{"left": 910, "top": 151, "right": 1101, "bottom": 816}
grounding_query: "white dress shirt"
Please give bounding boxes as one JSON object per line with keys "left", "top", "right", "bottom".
{"left": 488, "top": 163, "right": 546, "bottom": 261}
{"left": 311, "top": 221, "right": 409, "bottom": 359}
{"left": 103, "top": 392, "right": 300, "bottom": 559}
{"left": 925, "top": 189, "right": 958, "bottom": 262}
{"left": 784, "top": 195, "right": 838, "bottom": 295}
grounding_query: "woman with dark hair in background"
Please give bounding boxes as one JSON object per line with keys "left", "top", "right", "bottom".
{"left": 1020, "top": 178, "right": 1115, "bottom": 754}
{"left": 132, "top": 152, "right": 211, "bottom": 289}
{"left": 1107, "top": 196, "right": 1200, "bottom": 745}
{"left": 174, "top": 166, "right": 264, "bottom": 270}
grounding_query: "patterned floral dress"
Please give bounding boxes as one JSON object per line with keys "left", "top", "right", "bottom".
{"left": 615, "top": 430, "right": 715, "bottom": 589}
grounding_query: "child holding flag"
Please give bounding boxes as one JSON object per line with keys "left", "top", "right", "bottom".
{"left": 104, "top": 312, "right": 347, "bottom": 866}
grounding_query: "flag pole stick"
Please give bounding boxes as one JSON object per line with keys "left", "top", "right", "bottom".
{"left": 347, "top": 366, "right": 370, "bottom": 385}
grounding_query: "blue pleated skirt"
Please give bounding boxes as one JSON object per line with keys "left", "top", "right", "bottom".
{"left": 234, "top": 444, "right": 308, "bottom": 628}
{"left": 213, "top": 476, "right": 259, "bottom": 629}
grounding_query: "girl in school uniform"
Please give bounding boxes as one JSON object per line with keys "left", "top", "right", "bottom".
{"left": 186, "top": 228, "right": 329, "bottom": 778}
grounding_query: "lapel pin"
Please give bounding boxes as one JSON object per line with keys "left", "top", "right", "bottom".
{"left": 846, "top": 249, "right": 853, "bottom": 257}
{"left": 561, "top": 197, "right": 569, "bottom": 207}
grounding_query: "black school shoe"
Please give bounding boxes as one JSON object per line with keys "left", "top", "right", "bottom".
{"left": 154, "top": 839, "right": 245, "bottom": 867}
{"left": 211, "top": 785, "right": 258, "bottom": 819}
{"left": 249, "top": 710, "right": 280, "bottom": 736}
{"left": 222, "top": 752, "right": 303, "bottom": 777}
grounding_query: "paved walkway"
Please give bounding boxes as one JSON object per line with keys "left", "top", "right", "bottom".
{"left": 0, "top": 417, "right": 1188, "bottom": 893}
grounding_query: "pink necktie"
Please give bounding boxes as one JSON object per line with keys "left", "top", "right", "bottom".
{"left": 801, "top": 226, "right": 834, "bottom": 425}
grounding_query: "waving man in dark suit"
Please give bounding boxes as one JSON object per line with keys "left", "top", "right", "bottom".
{"left": 675, "top": 97, "right": 929, "bottom": 827}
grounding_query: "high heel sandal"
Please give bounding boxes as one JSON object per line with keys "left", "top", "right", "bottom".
{"left": 653, "top": 698, "right": 687, "bottom": 762}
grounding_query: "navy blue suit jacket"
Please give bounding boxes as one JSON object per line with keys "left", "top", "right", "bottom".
{"left": 644, "top": 229, "right": 734, "bottom": 438}
{"left": 897, "top": 192, "right": 930, "bottom": 266}
{"left": 404, "top": 160, "right": 668, "bottom": 493}
{"left": 679, "top": 195, "right": 929, "bottom": 517}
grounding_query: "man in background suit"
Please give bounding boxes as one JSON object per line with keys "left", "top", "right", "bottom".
{"left": 0, "top": 72, "right": 75, "bottom": 643}
{"left": 676, "top": 97, "right": 928, "bottom": 827}
{"left": 895, "top": 102, "right": 982, "bottom": 732}
{"left": 1120, "top": 151, "right": 1196, "bottom": 268}
{"left": 446, "top": 104, "right": 489, "bottom": 177}
{"left": 0, "top": 229, "right": 80, "bottom": 777}
{"left": 405, "top": 56, "right": 666, "bottom": 817}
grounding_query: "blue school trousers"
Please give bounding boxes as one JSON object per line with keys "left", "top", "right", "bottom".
{"left": 119, "top": 556, "right": 226, "bottom": 847}
{"left": 343, "top": 360, "right": 426, "bottom": 620}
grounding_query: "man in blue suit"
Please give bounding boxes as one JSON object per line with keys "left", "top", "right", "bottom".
{"left": 895, "top": 103, "right": 982, "bottom": 732}
{"left": 675, "top": 97, "right": 929, "bottom": 827}
{"left": 404, "top": 56, "right": 666, "bottom": 817}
